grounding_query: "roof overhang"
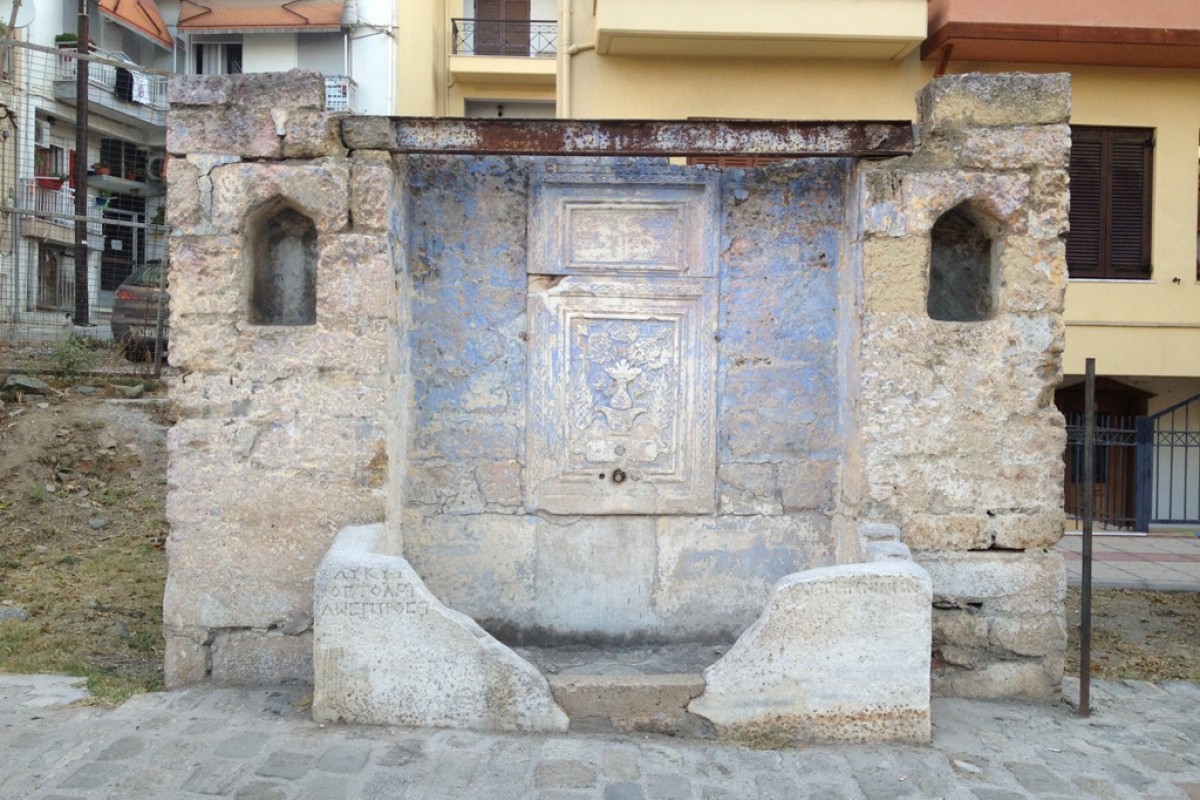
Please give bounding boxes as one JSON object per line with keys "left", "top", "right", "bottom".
{"left": 178, "top": 0, "right": 347, "bottom": 34}
{"left": 99, "top": 0, "right": 174, "bottom": 51}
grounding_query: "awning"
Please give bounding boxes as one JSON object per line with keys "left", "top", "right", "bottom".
{"left": 178, "top": 0, "right": 348, "bottom": 34}
{"left": 99, "top": 0, "right": 174, "bottom": 51}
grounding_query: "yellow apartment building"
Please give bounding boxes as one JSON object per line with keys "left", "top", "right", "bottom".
{"left": 400, "top": 0, "right": 1200, "bottom": 530}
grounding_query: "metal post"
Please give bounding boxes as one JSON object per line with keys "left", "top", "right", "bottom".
{"left": 72, "top": 0, "right": 90, "bottom": 326}
{"left": 1079, "top": 358, "right": 1095, "bottom": 717}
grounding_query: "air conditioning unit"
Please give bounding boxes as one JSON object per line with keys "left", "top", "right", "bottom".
{"left": 34, "top": 121, "right": 50, "bottom": 148}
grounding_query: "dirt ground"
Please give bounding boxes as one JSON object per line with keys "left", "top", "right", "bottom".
{"left": 0, "top": 380, "right": 169, "bottom": 702}
{"left": 1, "top": 387, "right": 1198, "bottom": 701}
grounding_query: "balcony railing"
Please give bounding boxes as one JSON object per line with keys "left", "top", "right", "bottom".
{"left": 22, "top": 178, "right": 75, "bottom": 227}
{"left": 452, "top": 19, "right": 558, "bottom": 57}
{"left": 325, "top": 75, "right": 355, "bottom": 113}
{"left": 54, "top": 47, "right": 168, "bottom": 128}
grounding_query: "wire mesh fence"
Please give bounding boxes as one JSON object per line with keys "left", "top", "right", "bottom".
{"left": 0, "top": 39, "right": 169, "bottom": 378}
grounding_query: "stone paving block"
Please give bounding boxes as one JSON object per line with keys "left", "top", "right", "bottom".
{"left": 645, "top": 773, "right": 692, "bottom": 800}
{"left": 181, "top": 760, "right": 252, "bottom": 794}
{"left": 217, "top": 731, "right": 271, "bottom": 759}
{"left": 297, "top": 773, "right": 352, "bottom": 800}
{"left": 316, "top": 741, "right": 372, "bottom": 773}
{"left": 536, "top": 759, "right": 597, "bottom": 789}
{"left": 605, "top": 782, "right": 648, "bottom": 800}
{"left": 376, "top": 739, "right": 425, "bottom": 766}
{"left": 1178, "top": 782, "right": 1200, "bottom": 800}
{"left": 56, "top": 761, "right": 123, "bottom": 790}
{"left": 434, "top": 750, "right": 484, "bottom": 790}
{"left": 255, "top": 750, "right": 316, "bottom": 780}
{"left": 603, "top": 747, "right": 641, "bottom": 781}
{"left": 234, "top": 782, "right": 290, "bottom": 800}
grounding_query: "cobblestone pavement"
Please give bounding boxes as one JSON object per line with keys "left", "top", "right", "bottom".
{"left": 3, "top": 675, "right": 1200, "bottom": 799}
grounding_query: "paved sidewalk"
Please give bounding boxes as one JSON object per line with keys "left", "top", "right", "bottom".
{"left": 3, "top": 674, "right": 1200, "bottom": 800}
{"left": 1056, "top": 533, "right": 1200, "bottom": 590}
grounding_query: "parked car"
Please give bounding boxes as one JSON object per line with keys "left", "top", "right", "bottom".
{"left": 110, "top": 260, "right": 168, "bottom": 362}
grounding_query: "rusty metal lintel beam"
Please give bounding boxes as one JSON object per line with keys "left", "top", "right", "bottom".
{"left": 343, "top": 117, "right": 914, "bottom": 158}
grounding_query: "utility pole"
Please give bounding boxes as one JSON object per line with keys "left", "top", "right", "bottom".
{"left": 72, "top": 0, "right": 90, "bottom": 326}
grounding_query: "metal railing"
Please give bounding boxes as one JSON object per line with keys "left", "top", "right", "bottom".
{"left": 1065, "top": 413, "right": 1138, "bottom": 531}
{"left": 22, "top": 178, "right": 75, "bottom": 226}
{"left": 325, "top": 75, "right": 355, "bottom": 113}
{"left": 54, "top": 46, "right": 168, "bottom": 110}
{"left": 451, "top": 18, "right": 558, "bottom": 57}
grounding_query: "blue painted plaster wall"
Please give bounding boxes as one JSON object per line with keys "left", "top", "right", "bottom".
{"left": 401, "top": 155, "right": 850, "bottom": 644}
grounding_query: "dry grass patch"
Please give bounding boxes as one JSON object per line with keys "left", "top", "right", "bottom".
{"left": 1066, "top": 587, "right": 1200, "bottom": 682}
{"left": 0, "top": 385, "right": 169, "bottom": 704}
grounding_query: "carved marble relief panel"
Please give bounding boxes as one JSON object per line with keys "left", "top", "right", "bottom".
{"left": 526, "top": 167, "right": 719, "bottom": 515}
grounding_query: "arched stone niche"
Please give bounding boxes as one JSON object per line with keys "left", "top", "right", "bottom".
{"left": 246, "top": 200, "right": 318, "bottom": 325}
{"left": 927, "top": 203, "right": 999, "bottom": 322}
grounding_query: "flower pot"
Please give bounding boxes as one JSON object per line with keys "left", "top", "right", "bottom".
{"left": 36, "top": 177, "right": 64, "bottom": 190}
{"left": 94, "top": 166, "right": 110, "bottom": 176}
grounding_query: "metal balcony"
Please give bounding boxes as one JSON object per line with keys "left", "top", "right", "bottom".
{"left": 53, "top": 47, "right": 168, "bottom": 131}
{"left": 451, "top": 19, "right": 558, "bottom": 58}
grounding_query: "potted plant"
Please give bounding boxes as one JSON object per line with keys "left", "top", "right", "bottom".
{"left": 92, "top": 161, "right": 110, "bottom": 176}
{"left": 36, "top": 173, "right": 65, "bottom": 190}
{"left": 54, "top": 32, "right": 77, "bottom": 49}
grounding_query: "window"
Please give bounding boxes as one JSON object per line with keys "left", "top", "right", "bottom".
{"left": 1067, "top": 126, "right": 1153, "bottom": 280}
{"left": 193, "top": 42, "right": 242, "bottom": 75}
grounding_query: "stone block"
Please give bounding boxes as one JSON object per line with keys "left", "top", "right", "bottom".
{"left": 401, "top": 511, "right": 538, "bottom": 628}
{"left": 777, "top": 458, "right": 836, "bottom": 512}
{"left": 317, "top": 234, "right": 394, "bottom": 322}
{"left": 168, "top": 235, "right": 242, "bottom": 317}
{"left": 169, "top": 371, "right": 390, "bottom": 423}
{"left": 210, "top": 630, "right": 313, "bottom": 685}
{"left": 164, "top": 635, "right": 210, "bottom": 687}
{"left": 998, "top": 236, "right": 1068, "bottom": 315}
{"left": 917, "top": 73, "right": 1071, "bottom": 130}
{"left": 861, "top": 236, "right": 929, "bottom": 313}
{"left": 169, "top": 70, "right": 326, "bottom": 110}
{"left": 960, "top": 125, "right": 1071, "bottom": 171}
{"left": 282, "top": 110, "right": 346, "bottom": 159}
{"left": 350, "top": 154, "right": 399, "bottom": 234}
{"left": 210, "top": 161, "right": 350, "bottom": 235}
{"left": 933, "top": 659, "right": 1062, "bottom": 701}
{"left": 904, "top": 514, "right": 990, "bottom": 551}
{"left": 533, "top": 517, "right": 661, "bottom": 640}
{"left": 474, "top": 460, "right": 522, "bottom": 508}
{"left": 717, "top": 463, "right": 782, "bottom": 516}
{"left": 689, "top": 560, "right": 932, "bottom": 745}
{"left": 166, "top": 157, "right": 203, "bottom": 233}
{"left": 312, "top": 524, "right": 568, "bottom": 732}
{"left": 900, "top": 171, "right": 1030, "bottom": 235}
{"left": 988, "top": 510, "right": 1065, "bottom": 550}
{"left": 548, "top": 674, "right": 706, "bottom": 735}
{"left": 168, "top": 107, "right": 282, "bottom": 160}
{"left": 652, "top": 514, "right": 828, "bottom": 639}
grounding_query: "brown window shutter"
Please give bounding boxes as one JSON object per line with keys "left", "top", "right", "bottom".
{"left": 1067, "top": 132, "right": 1104, "bottom": 278}
{"left": 1067, "top": 126, "right": 1153, "bottom": 280}
{"left": 1106, "top": 134, "right": 1152, "bottom": 278}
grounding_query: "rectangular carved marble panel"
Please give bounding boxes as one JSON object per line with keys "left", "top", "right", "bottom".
{"left": 526, "top": 166, "right": 719, "bottom": 515}
{"left": 527, "top": 279, "right": 716, "bottom": 514}
{"left": 529, "top": 167, "right": 718, "bottom": 278}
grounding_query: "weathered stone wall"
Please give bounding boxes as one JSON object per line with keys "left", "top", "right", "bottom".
{"left": 399, "top": 157, "right": 848, "bottom": 644}
{"left": 165, "top": 70, "right": 1067, "bottom": 699}
{"left": 163, "top": 73, "right": 399, "bottom": 685}
{"left": 853, "top": 73, "right": 1069, "bottom": 699}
